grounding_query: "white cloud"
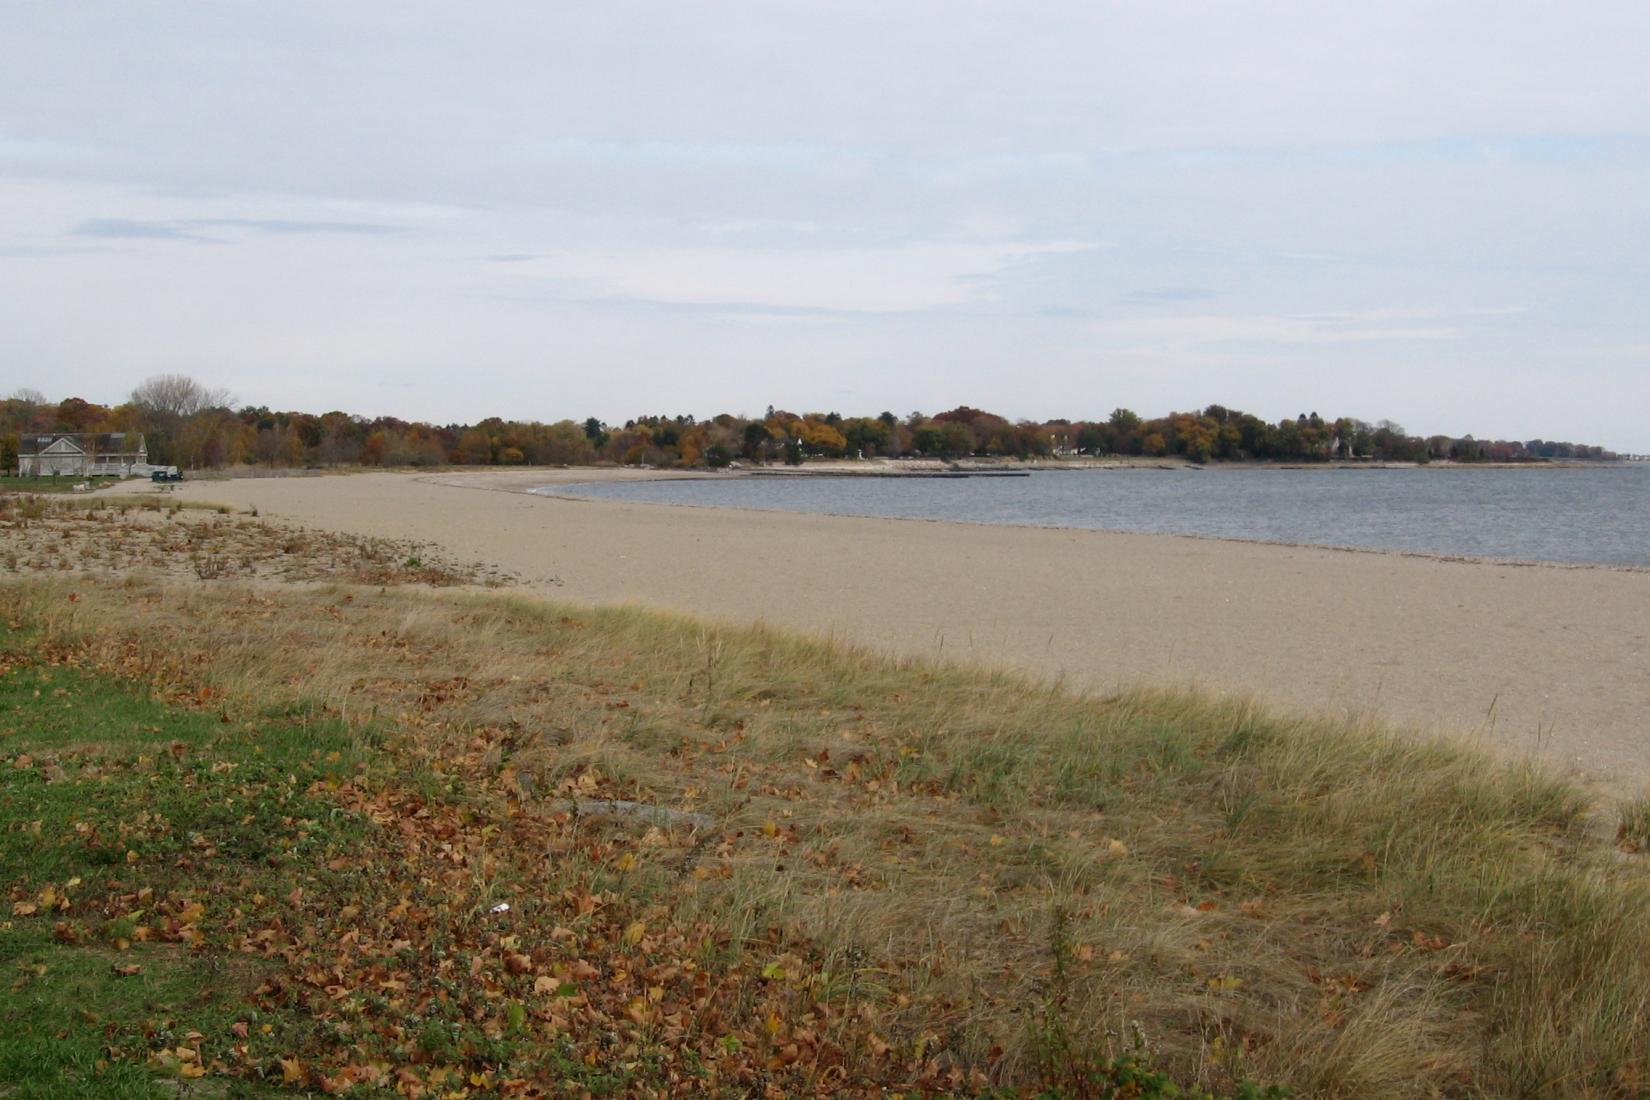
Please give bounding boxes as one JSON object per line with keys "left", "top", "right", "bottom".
{"left": 504, "top": 242, "right": 1100, "bottom": 314}
{"left": 1088, "top": 313, "right": 1466, "bottom": 350}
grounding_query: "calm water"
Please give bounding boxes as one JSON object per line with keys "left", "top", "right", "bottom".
{"left": 547, "top": 465, "right": 1650, "bottom": 566}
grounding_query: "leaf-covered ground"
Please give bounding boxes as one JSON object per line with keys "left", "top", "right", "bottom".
{"left": 7, "top": 638, "right": 1274, "bottom": 1099}
{"left": 0, "top": 648, "right": 838, "bottom": 1096}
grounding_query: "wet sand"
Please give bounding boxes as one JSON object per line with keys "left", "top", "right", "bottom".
{"left": 176, "top": 468, "right": 1650, "bottom": 794}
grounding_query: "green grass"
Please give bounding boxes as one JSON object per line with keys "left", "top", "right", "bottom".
{"left": 2, "top": 942, "right": 275, "bottom": 1099}
{"left": 0, "top": 656, "right": 364, "bottom": 1097}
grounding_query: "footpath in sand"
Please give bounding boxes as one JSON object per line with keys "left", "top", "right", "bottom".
{"left": 176, "top": 468, "right": 1650, "bottom": 794}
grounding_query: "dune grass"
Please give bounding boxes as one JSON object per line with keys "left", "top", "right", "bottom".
{"left": 3, "top": 571, "right": 1649, "bottom": 1096}
{"left": 0, "top": 491, "right": 508, "bottom": 586}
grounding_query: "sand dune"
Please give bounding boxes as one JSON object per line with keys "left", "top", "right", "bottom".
{"left": 177, "top": 468, "right": 1650, "bottom": 794}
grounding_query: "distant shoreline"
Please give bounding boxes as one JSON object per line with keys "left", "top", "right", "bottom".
{"left": 145, "top": 454, "right": 1639, "bottom": 487}
{"left": 724, "top": 456, "right": 1635, "bottom": 475}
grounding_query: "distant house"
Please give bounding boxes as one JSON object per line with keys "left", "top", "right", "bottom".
{"left": 17, "top": 433, "right": 148, "bottom": 477}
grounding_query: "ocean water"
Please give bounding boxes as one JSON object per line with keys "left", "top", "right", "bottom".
{"left": 546, "top": 465, "right": 1650, "bottom": 566}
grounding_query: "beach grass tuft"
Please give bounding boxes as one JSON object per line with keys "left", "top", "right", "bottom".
{"left": 1617, "top": 792, "right": 1650, "bottom": 853}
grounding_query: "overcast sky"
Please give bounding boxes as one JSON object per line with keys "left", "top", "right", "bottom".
{"left": 3, "top": 2, "right": 1647, "bottom": 448}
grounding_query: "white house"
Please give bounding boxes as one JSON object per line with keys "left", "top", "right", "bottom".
{"left": 17, "top": 433, "right": 149, "bottom": 477}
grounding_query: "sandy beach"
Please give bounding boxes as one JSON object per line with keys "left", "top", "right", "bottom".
{"left": 174, "top": 467, "right": 1650, "bottom": 794}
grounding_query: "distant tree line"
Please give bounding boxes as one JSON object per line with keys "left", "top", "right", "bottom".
{"left": 0, "top": 377, "right": 1620, "bottom": 474}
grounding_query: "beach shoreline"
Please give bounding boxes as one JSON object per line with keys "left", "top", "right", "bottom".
{"left": 172, "top": 467, "right": 1650, "bottom": 795}
{"left": 529, "top": 469, "right": 1650, "bottom": 576}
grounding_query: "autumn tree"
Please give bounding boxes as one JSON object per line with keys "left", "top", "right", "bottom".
{"left": 54, "top": 397, "right": 111, "bottom": 433}
{"left": 795, "top": 419, "right": 848, "bottom": 458}
{"left": 129, "top": 374, "right": 236, "bottom": 466}
{"left": 315, "top": 412, "right": 365, "bottom": 466}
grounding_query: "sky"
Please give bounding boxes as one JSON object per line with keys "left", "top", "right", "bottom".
{"left": 2, "top": 1, "right": 1648, "bottom": 449}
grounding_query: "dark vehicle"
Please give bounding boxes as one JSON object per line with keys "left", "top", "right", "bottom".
{"left": 150, "top": 469, "right": 183, "bottom": 483}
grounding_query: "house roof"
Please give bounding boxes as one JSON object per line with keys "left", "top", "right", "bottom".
{"left": 19, "top": 432, "right": 145, "bottom": 456}
{"left": 38, "top": 436, "right": 85, "bottom": 455}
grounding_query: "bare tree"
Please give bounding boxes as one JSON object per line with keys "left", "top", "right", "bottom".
{"left": 129, "top": 374, "right": 235, "bottom": 419}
